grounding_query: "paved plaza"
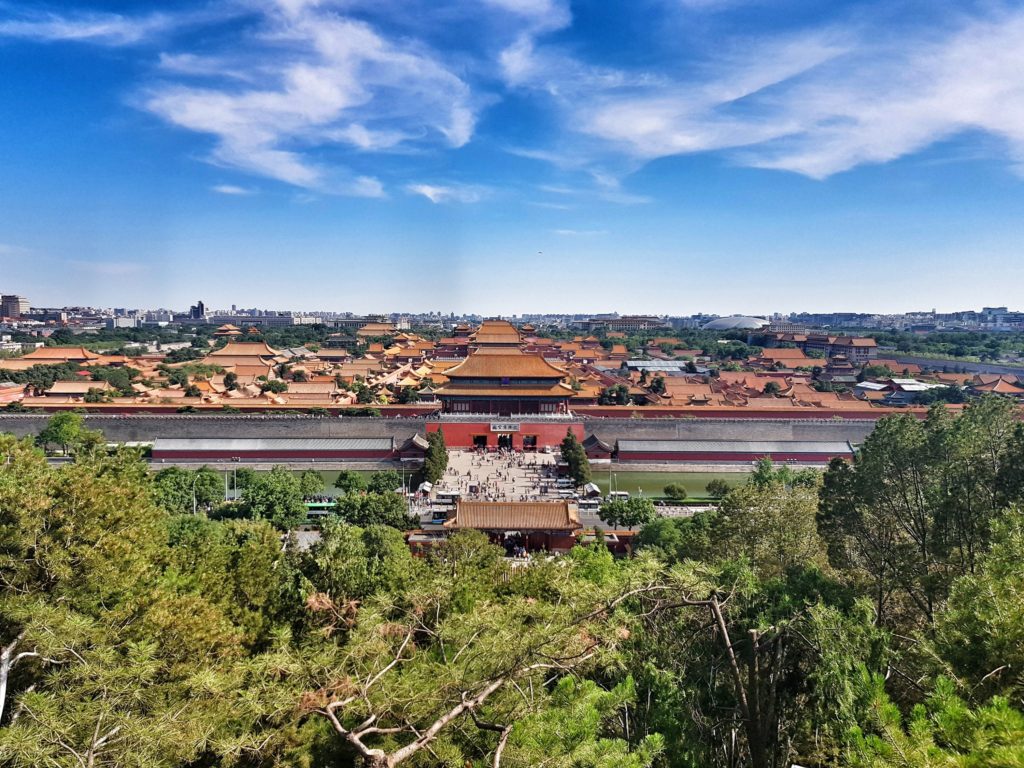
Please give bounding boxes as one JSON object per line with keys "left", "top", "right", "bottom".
{"left": 437, "top": 449, "right": 565, "bottom": 502}
{"left": 415, "top": 449, "right": 621, "bottom": 529}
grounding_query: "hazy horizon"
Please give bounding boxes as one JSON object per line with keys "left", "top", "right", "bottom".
{"left": 2, "top": 0, "right": 1024, "bottom": 312}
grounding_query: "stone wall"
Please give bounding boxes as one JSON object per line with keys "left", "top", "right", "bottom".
{"left": 0, "top": 414, "right": 427, "bottom": 443}
{"left": 0, "top": 413, "right": 879, "bottom": 447}
{"left": 581, "top": 417, "right": 877, "bottom": 444}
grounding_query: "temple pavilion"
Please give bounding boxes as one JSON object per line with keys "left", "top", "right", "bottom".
{"left": 434, "top": 319, "right": 574, "bottom": 416}
{"left": 444, "top": 500, "right": 582, "bottom": 553}
{"left": 435, "top": 347, "right": 574, "bottom": 415}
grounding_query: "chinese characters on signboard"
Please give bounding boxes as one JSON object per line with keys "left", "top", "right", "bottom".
{"left": 490, "top": 422, "right": 521, "bottom": 432}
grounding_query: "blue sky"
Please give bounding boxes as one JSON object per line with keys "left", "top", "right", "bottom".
{"left": 1, "top": 0, "right": 1023, "bottom": 315}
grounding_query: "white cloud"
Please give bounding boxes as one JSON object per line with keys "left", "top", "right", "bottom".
{"left": 553, "top": 228, "right": 608, "bottom": 236}
{"left": 675, "top": 0, "right": 751, "bottom": 10}
{"left": 325, "top": 123, "right": 417, "bottom": 151}
{"left": 480, "top": 0, "right": 571, "bottom": 34}
{"left": 70, "top": 260, "right": 146, "bottom": 277}
{"left": 12, "top": 0, "right": 1023, "bottom": 198}
{"left": 0, "top": 9, "right": 178, "bottom": 45}
{"left": 211, "top": 184, "right": 258, "bottom": 195}
{"left": 157, "top": 53, "right": 259, "bottom": 82}
{"left": 140, "top": 8, "right": 477, "bottom": 193}
{"left": 530, "top": 201, "right": 575, "bottom": 210}
{"left": 736, "top": 12, "right": 1024, "bottom": 177}
{"left": 405, "top": 183, "right": 487, "bottom": 203}
{"left": 522, "top": 7, "right": 1024, "bottom": 179}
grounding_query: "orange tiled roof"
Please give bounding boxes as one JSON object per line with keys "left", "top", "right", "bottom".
{"left": 471, "top": 319, "right": 523, "bottom": 346}
{"left": 46, "top": 380, "right": 113, "bottom": 394}
{"left": 22, "top": 346, "right": 101, "bottom": 361}
{"left": 0, "top": 360, "right": 45, "bottom": 371}
{"left": 444, "top": 347, "right": 566, "bottom": 379}
{"left": 356, "top": 322, "right": 397, "bottom": 336}
{"left": 973, "top": 377, "right": 1024, "bottom": 394}
{"left": 833, "top": 337, "right": 878, "bottom": 347}
{"left": 436, "top": 383, "right": 575, "bottom": 397}
{"left": 208, "top": 341, "right": 280, "bottom": 357}
{"left": 757, "top": 348, "right": 813, "bottom": 360}
{"left": 447, "top": 500, "right": 581, "bottom": 531}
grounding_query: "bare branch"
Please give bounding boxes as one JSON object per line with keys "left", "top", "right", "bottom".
{"left": 364, "top": 628, "right": 415, "bottom": 692}
{"left": 709, "top": 594, "right": 750, "bottom": 722}
{"left": 471, "top": 710, "right": 514, "bottom": 768}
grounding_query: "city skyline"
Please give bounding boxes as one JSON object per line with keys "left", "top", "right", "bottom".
{"left": 3, "top": 0, "right": 1024, "bottom": 312}
{"left": 3, "top": 294, "right": 1021, "bottom": 329}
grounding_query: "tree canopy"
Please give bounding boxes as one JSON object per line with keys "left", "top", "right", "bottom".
{"left": 2, "top": 397, "right": 1024, "bottom": 767}
{"left": 560, "top": 430, "right": 592, "bottom": 486}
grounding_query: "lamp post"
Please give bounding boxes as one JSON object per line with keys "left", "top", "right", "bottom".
{"left": 191, "top": 472, "right": 201, "bottom": 516}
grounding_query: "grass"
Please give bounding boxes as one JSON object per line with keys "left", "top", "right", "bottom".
{"left": 211, "top": 467, "right": 750, "bottom": 500}
{"left": 593, "top": 470, "right": 748, "bottom": 498}
{"left": 215, "top": 469, "right": 402, "bottom": 497}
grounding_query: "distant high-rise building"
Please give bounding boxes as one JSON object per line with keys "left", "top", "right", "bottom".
{"left": 1, "top": 295, "right": 30, "bottom": 318}
{"left": 582, "top": 315, "right": 669, "bottom": 332}
{"left": 189, "top": 300, "right": 206, "bottom": 320}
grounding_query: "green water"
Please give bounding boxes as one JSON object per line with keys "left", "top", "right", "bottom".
{"left": 209, "top": 467, "right": 747, "bottom": 500}
{"left": 594, "top": 471, "right": 748, "bottom": 499}
{"left": 215, "top": 469, "right": 405, "bottom": 496}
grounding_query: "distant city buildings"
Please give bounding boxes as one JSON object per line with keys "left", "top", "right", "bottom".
{"left": 1, "top": 295, "right": 30, "bottom": 319}
{"left": 577, "top": 315, "right": 671, "bottom": 333}
{"left": 0, "top": 288, "right": 1021, "bottom": 337}
{"left": 0, "top": 306, "right": 1021, "bottom": 419}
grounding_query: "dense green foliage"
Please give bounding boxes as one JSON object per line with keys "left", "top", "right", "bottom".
{"left": 0, "top": 362, "right": 82, "bottom": 393}
{"left": 1, "top": 395, "right": 1023, "bottom": 767}
{"left": 334, "top": 491, "right": 414, "bottom": 530}
{"left": 598, "top": 496, "right": 656, "bottom": 530}
{"left": 598, "top": 383, "right": 632, "bottom": 405}
{"left": 705, "top": 478, "right": 731, "bottom": 498}
{"left": 334, "top": 469, "right": 368, "bottom": 494}
{"left": 422, "top": 430, "right": 448, "bottom": 484}
{"left": 152, "top": 465, "right": 224, "bottom": 515}
{"left": 35, "top": 411, "right": 104, "bottom": 455}
{"left": 867, "top": 329, "right": 1024, "bottom": 361}
{"left": 560, "top": 429, "right": 592, "bottom": 486}
{"left": 236, "top": 465, "right": 309, "bottom": 529}
{"left": 662, "top": 482, "right": 687, "bottom": 500}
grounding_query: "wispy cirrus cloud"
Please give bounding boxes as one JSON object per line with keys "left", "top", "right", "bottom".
{"left": 2, "top": 2, "right": 492, "bottom": 196}
{"left": 9, "top": 0, "right": 1024, "bottom": 201}
{"left": 0, "top": 7, "right": 184, "bottom": 46}
{"left": 211, "top": 184, "right": 258, "bottom": 196}
{"left": 0, "top": 242, "right": 30, "bottom": 256}
{"left": 405, "top": 183, "right": 488, "bottom": 204}
{"left": 553, "top": 228, "right": 608, "bottom": 236}
{"left": 481, "top": 0, "right": 570, "bottom": 32}
{"left": 138, "top": 1, "right": 480, "bottom": 195}
{"left": 674, "top": 0, "right": 756, "bottom": 11}
{"left": 70, "top": 260, "right": 146, "bottom": 277}
{"left": 506, "top": 4, "right": 1024, "bottom": 179}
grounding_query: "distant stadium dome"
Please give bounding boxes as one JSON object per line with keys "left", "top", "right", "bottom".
{"left": 701, "top": 315, "right": 769, "bottom": 331}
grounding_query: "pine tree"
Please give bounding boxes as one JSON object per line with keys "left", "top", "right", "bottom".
{"left": 560, "top": 430, "right": 591, "bottom": 486}
{"left": 423, "top": 431, "right": 448, "bottom": 484}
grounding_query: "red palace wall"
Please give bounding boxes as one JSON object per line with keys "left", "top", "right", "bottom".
{"left": 150, "top": 449, "right": 395, "bottom": 460}
{"left": 426, "top": 421, "right": 584, "bottom": 450}
{"left": 616, "top": 450, "right": 852, "bottom": 463}
{"left": 574, "top": 406, "right": 916, "bottom": 420}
